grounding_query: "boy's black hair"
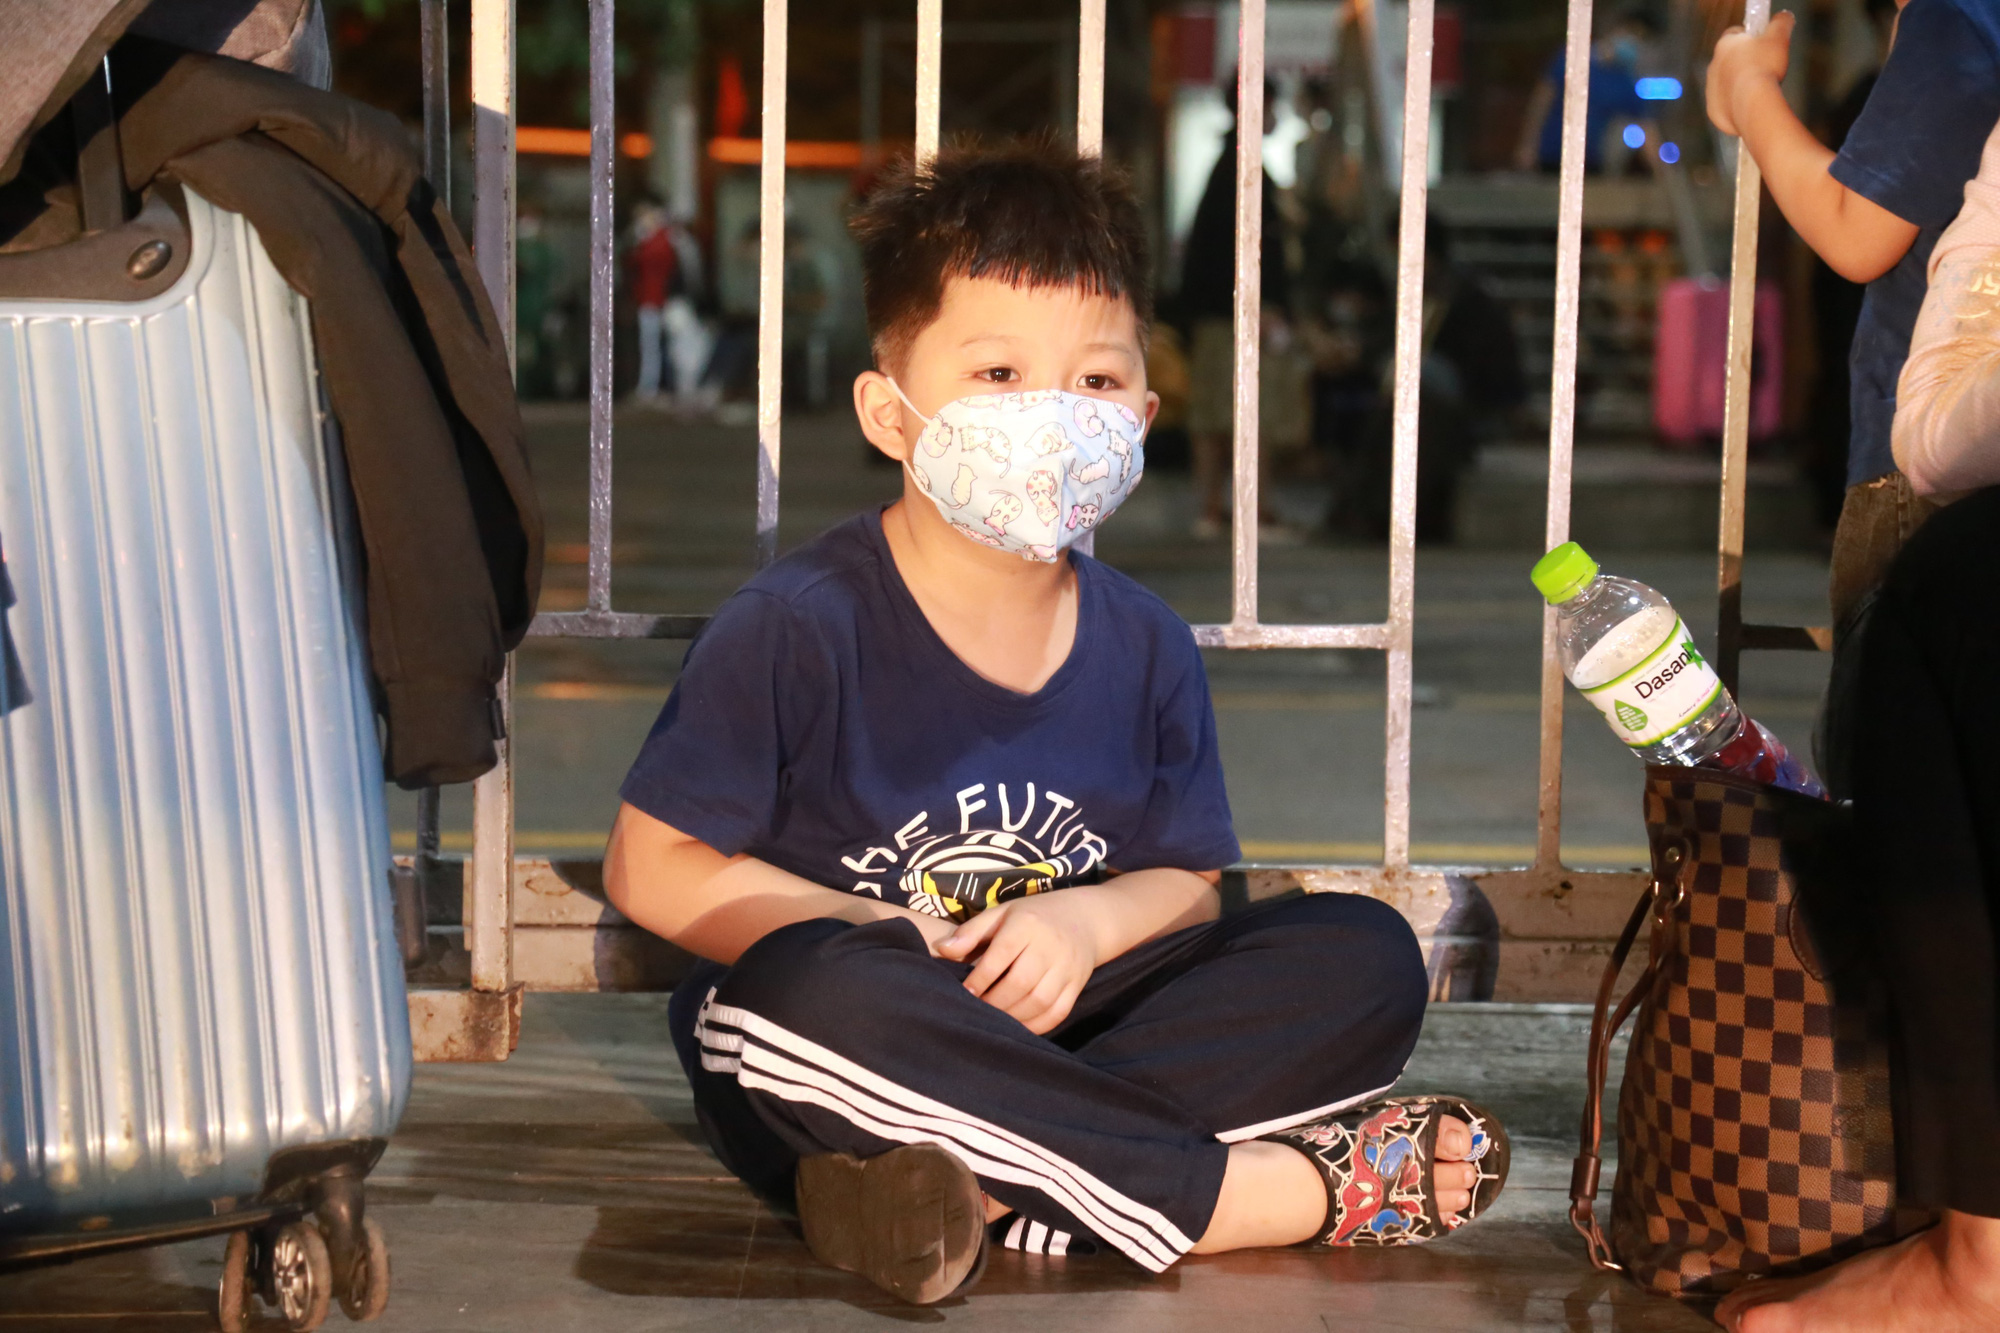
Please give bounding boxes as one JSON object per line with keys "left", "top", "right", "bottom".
{"left": 848, "top": 135, "right": 1152, "bottom": 371}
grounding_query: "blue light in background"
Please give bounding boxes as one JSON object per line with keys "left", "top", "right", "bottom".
{"left": 1636, "top": 77, "right": 1684, "bottom": 100}
{"left": 1622, "top": 124, "right": 1647, "bottom": 149}
{"left": 1659, "top": 141, "right": 1681, "bottom": 164}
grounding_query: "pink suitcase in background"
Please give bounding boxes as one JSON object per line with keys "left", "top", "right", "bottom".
{"left": 1653, "top": 277, "right": 1784, "bottom": 446}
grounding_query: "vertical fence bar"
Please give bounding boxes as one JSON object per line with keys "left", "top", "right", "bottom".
{"left": 915, "top": 0, "right": 942, "bottom": 162}
{"left": 588, "top": 0, "right": 616, "bottom": 611}
{"left": 1534, "top": 0, "right": 1596, "bottom": 870}
{"left": 1068, "top": 0, "right": 1107, "bottom": 561}
{"left": 755, "top": 0, "right": 788, "bottom": 569}
{"left": 1228, "top": 7, "right": 1265, "bottom": 630}
{"left": 1076, "top": 0, "right": 1105, "bottom": 157}
{"left": 1380, "top": 0, "right": 1432, "bottom": 872}
{"left": 416, "top": 0, "right": 452, "bottom": 898}
{"left": 469, "top": 0, "right": 516, "bottom": 996}
{"left": 421, "top": 0, "right": 451, "bottom": 199}
{"left": 1715, "top": 0, "right": 1770, "bottom": 698}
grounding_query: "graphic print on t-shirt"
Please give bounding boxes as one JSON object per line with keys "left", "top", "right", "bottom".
{"left": 840, "top": 781, "right": 1110, "bottom": 920}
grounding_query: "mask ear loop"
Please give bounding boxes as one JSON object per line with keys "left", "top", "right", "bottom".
{"left": 884, "top": 378, "right": 936, "bottom": 495}
{"left": 884, "top": 377, "right": 933, "bottom": 425}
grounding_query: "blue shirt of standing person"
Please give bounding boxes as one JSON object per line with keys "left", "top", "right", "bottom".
{"left": 1516, "top": 8, "right": 1655, "bottom": 173}
{"left": 1709, "top": 0, "right": 2000, "bottom": 488}
{"left": 1827, "top": 0, "right": 2000, "bottom": 485}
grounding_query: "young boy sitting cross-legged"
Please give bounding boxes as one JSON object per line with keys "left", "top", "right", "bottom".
{"left": 603, "top": 139, "right": 1509, "bottom": 1305}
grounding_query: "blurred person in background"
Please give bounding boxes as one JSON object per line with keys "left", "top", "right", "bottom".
{"left": 1326, "top": 222, "right": 1525, "bottom": 544}
{"left": 628, "top": 198, "right": 677, "bottom": 406}
{"left": 784, "top": 219, "right": 839, "bottom": 410}
{"left": 628, "top": 198, "right": 715, "bottom": 412}
{"left": 1515, "top": 6, "right": 1662, "bottom": 174}
{"left": 1180, "top": 75, "right": 1298, "bottom": 540}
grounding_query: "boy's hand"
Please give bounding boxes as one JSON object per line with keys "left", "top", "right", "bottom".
{"left": 935, "top": 896, "right": 1098, "bottom": 1035}
{"left": 901, "top": 909, "right": 960, "bottom": 955}
{"left": 1706, "top": 11, "right": 1794, "bottom": 137}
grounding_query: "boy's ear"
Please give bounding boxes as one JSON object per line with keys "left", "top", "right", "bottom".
{"left": 854, "top": 371, "right": 912, "bottom": 462}
{"left": 1143, "top": 390, "right": 1161, "bottom": 432}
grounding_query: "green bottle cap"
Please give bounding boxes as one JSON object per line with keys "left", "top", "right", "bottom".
{"left": 1531, "top": 541, "right": 1600, "bottom": 604}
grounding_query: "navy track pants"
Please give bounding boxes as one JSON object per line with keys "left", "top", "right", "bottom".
{"left": 667, "top": 892, "right": 1429, "bottom": 1271}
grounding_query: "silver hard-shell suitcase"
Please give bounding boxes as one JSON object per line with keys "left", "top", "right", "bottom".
{"left": 0, "top": 183, "right": 411, "bottom": 1329}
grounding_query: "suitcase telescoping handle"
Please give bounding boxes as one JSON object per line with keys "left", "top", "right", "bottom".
{"left": 1569, "top": 841, "right": 1690, "bottom": 1272}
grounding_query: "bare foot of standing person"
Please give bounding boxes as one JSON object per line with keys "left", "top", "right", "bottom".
{"left": 1716, "top": 1211, "right": 2000, "bottom": 1333}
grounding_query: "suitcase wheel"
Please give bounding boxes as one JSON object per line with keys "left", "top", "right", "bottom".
{"left": 216, "top": 1230, "right": 252, "bottom": 1333}
{"left": 337, "top": 1217, "right": 391, "bottom": 1322}
{"left": 269, "top": 1221, "right": 332, "bottom": 1331}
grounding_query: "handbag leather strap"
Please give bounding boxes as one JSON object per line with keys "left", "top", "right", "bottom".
{"left": 1569, "top": 840, "right": 1689, "bottom": 1271}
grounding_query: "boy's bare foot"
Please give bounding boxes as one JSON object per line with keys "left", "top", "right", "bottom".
{"left": 1716, "top": 1211, "right": 2000, "bottom": 1333}
{"left": 1434, "top": 1115, "right": 1478, "bottom": 1219}
{"left": 1228, "top": 1095, "right": 1508, "bottom": 1250}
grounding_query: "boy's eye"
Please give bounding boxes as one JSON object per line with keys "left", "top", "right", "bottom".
{"left": 1080, "top": 373, "right": 1119, "bottom": 391}
{"left": 976, "top": 366, "right": 1017, "bottom": 383}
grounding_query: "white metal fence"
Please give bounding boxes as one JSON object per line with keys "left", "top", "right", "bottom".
{"left": 413, "top": 0, "right": 1814, "bottom": 1059}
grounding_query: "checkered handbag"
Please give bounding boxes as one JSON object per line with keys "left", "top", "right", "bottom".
{"left": 1568, "top": 767, "right": 1931, "bottom": 1298}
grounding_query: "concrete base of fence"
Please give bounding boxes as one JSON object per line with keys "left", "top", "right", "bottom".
{"left": 399, "top": 857, "right": 1651, "bottom": 1039}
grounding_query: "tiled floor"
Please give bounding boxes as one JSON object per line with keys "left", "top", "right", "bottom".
{"left": 0, "top": 994, "right": 1717, "bottom": 1332}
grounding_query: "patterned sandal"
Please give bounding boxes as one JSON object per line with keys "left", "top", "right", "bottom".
{"left": 1262, "top": 1095, "right": 1510, "bottom": 1246}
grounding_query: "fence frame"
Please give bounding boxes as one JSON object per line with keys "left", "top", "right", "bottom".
{"left": 411, "top": 0, "right": 1810, "bottom": 1060}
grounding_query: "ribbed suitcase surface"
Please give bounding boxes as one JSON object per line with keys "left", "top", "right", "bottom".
{"left": 0, "top": 191, "right": 410, "bottom": 1232}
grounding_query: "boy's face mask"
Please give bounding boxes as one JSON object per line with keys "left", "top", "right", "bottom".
{"left": 890, "top": 382, "right": 1147, "bottom": 562}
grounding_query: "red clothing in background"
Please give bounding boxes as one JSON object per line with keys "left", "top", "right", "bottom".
{"left": 629, "top": 229, "right": 677, "bottom": 308}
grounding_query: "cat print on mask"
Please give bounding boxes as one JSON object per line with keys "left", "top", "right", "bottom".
{"left": 1067, "top": 501, "right": 1101, "bottom": 530}
{"left": 960, "top": 425, "right": 1012, "bottom": 475}
{"left": 921, "top": 420, "right": 955, "bottom": 457}
{"left": 1106, "top": 433, "right": 1132, "bottom": 478}
{"left": 1070, "top": 457, "right": 1110, "bottom": 486}
{"left": 1025, "top": 470, "right": 1059, "bottom": 524}
{"left": 1005, "top": 390, "right": 1062, "bottom": 409}
{"left": 985, "top": 493, "right": 1025, "bottom": 536}
{"left": 952, "top": 520, "right": 1006, "bottom": 548}
{"left": 1026, "top": 422, "right": 1071, "bottom": 457}
{"left": 949, "top": 463, "right": 976, "bottom": 508}
{"left": 1074, "top": 398, "right": 1105, "bottom": 437}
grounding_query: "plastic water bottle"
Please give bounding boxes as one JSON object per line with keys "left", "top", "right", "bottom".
{"left": 1531, "top": 542, "right": 1825, "bottom": 798}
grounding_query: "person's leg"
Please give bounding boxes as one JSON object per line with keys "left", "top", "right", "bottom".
{"left": 634, "top": 304, "right": 664, "bottom": 397}
{"left": 1827, "top": 473, "right": 1937, "bottom": 634}
{"left": 1054, "top": 892, "right": 1428, "bottom": 1139}
{"left": 1857, "top": 495, "right": 2000, "bottom": 1217}
{"left": 1187, "top": 319, "right": 1235, "bottom": 532}
{"left": 663, "top": 296, "right": 713, "bottom": 406}
{"left": 1720, "top": 488, "right": 2000, "bottom": 1333}
{"left": 667, "top": 959, "right": 803, "bottom": 1207}
{"left": 1049, "top": 892, "right": 1490, "bottom": 1251}
{"left": 700, "top": 915, "right": 1231, "bottom": 1274}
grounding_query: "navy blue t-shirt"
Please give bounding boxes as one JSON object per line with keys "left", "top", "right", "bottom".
{"left": 620, "top": 511, "right": 1240, "bottom": 911}
{"left": 1830, "top": 0, "right": 2000, "bottom": 485}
